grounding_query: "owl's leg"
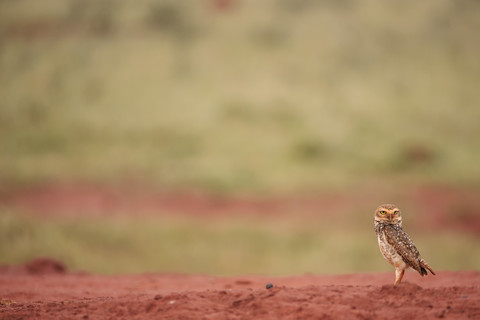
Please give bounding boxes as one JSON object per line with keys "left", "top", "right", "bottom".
{"left": 394, "top": 269, "right": 405, "bottom": 285}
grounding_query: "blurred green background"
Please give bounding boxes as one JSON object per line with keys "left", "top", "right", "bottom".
{"left": 0, "top": 0, "right": 479, "bottom": 275}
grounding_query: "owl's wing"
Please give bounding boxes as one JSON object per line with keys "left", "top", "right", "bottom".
{"left": 383, "top": 225, "right": 424, "bottom": 275}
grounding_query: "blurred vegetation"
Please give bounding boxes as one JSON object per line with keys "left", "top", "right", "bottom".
{"left": 1, "top": 0, "right": 479, "bottom": 193}
{"left": 1, "top": 211, "right": 478, "bottom": 275}
{"left": 1, "top": 1, "right": 479, "bottom": 275}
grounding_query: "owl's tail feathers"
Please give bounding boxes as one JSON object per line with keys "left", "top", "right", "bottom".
{"left": 420, "top": 259, "right": 436, "bottom": 276}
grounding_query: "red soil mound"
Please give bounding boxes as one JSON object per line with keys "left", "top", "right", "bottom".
{"left": 1, "top": 260, "right": 478, "bottom": 319}
{"left": 0, "top": 257, "right": 66, "bottom": 276}
{"left": 25, "top": 257, "right": 66, "bottom": 275}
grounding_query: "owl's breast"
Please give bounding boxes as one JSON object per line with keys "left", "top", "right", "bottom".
{"left": 377, "top": 233, "right": 407, "bottom": 270}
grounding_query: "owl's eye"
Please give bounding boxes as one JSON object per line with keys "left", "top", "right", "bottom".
{"left": 379, "top": 210, "right": 386, "bottom": 215}
{"left": 393, "top": 211, "right": 399, "bottom": 215}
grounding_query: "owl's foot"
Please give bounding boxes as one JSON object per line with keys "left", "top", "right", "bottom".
{"left": 394, "top": 269, "right": 405, "bottom": 286}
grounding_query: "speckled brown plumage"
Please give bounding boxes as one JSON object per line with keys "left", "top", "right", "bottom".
{"left": 374, "top": 204, "right": 435, "bottom": 285}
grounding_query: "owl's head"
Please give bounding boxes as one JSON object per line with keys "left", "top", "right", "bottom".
{"left": 374, "top": 204, "right": 402, "bottom": 225}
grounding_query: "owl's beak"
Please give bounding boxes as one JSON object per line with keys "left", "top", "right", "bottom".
{"left": 387, "top": 213, "right": 393, "bottom": 220}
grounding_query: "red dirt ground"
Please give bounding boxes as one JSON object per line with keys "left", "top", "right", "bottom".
{"left": 0, "top": 258, "right": 479, "bottom": 319}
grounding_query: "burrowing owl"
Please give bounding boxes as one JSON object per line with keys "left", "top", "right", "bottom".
{"left": 374, "top": 204, "right": 435, "bottom": 285}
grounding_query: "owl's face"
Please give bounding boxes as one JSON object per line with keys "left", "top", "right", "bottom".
{"left": 374, "top": 204, "right": 402, "bottom": 225}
